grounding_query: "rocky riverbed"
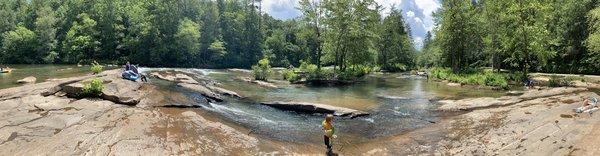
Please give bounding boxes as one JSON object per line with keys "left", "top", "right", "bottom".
{"left": 0, "top": 69, "right": 320, "bottom": 155}
{"left": 1, "top": 68, "right": 599, "bottom": 155}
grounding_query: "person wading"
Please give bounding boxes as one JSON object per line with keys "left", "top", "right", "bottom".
{"left": 322, "top": 114, "right": 336, "bottom": 153}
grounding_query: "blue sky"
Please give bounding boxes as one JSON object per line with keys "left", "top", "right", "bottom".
{"left": 262, "top": 0, "right": 441, "bottom": 49}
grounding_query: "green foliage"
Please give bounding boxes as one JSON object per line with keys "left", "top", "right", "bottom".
{"left": 548, "top": 75, "right": 574, "bottom": 87}
{"left": 90, "top": 61, "right": 103, "bottom": 74}
{"left": 379, "top": 8, "right": 415, "bottom": 72}
{"left": 82, "top": 78, "right": 104, "bottom": 97}
{"left": 175, "top": 18, "right": 201, "bottom": 61}
{"left": 282, "top": 69, "right": 301, "bottom": 83}
{"left": 252, "top": 57, "right": 273, "bottom": 81}
{"left": 430, "top": 68, "right": 509, "bottom": 89}
{"left": 586, "top": 6, "right": 600, "bottom": 71}
{"left": 208, "top": 40, "right": 227, "bottom": 57}
{"left": 322, "top": 0, "right": 380, "bottom": 71}
{"left": 61, "top": 13, "right": 99, "bottom": 63}
{"left": 1, "top": 26, "right": 37, "bottom": 63}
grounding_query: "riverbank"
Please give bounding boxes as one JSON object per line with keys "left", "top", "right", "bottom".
{"left": 1, "top": 68, "right": 599, "bottom": 155}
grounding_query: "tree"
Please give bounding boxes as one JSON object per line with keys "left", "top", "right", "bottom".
{"left": 34, "top": 6, "right": 58, "bottom": 63}
{"left": 436, "top": 0, "right": 482, "bottom": 73}
{"left": 586, "top": 5, "right": 600, "bottom": 70}
{"left": 61, "top": 13, "right": 100, "bottom": 63}
{"left": 378, "top": 8, "right": 415, "bottom": 71}
{"left": 208, "top": 40, "right": 227, "bottom": 57}
{"left": 500, "top": 0, "right": 553, "bottom": 77}
{"left": 1, "top": 26, "right": 37, "bottom": 63}
{"left": 298, "top": 0, "right": 325, "bottom": 68}
{"left": 323, "top": 0, "right": 381, "bottom": 71}
{"left": 174, "top": 18, "right": 201, "bottom": 65}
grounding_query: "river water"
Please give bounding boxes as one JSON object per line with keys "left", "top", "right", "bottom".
{"left": 143, "top": 68, "right": 506, "bottom": 144}
{"left": 0, "top": 65, "right": 507, "bottom": 145}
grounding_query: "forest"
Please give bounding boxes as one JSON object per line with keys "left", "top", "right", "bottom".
{"left": 0, "top": 0, "right": 599, "bottom": 76}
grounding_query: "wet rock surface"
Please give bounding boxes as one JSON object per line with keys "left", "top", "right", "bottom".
{"left": 261, "top": 101, "right": 369, "bottom": 118}
{"left": 177, "top": 83, "right": 223, "bottom": 102}
{"left": 16, "top": 76, "right": 36, "bottom": 84}
{"left": 239, "top": 77, "right": 278, "bottom": 89}
{"left": 151, "top": 71, "right": 241, "bottom": 100}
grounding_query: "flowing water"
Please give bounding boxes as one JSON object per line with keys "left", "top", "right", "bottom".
{"left": 1, "top": 65, "right": 507, "bottom": 145}
{"left": 144, "top": 68, "right": 507, "bottom": 144}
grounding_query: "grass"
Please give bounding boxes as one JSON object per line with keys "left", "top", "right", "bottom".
{"left": 430, "top": 68, "right": 510, "bottom": 89}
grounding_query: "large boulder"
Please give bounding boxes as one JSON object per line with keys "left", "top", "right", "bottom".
{"left": 59, "top": 73, "right": 143, "bottom": 105}
{"left": 16, "top": 76, "right": 36, "bottom": 84}
{"left": 260, "top": 101, "right": 369, "bottom": 118}
{"left": 62, "top": 82, "right": 85, "bottom": 97}
{"left": 100, "top": 78, "right": 143, "bottom": 105}
{"left": 177, "top": 83, "right": 223, "bottom": 102}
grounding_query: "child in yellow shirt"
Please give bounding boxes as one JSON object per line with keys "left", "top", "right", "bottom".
{"left": 322, "top": 114, "right": 335, "bottom": 152}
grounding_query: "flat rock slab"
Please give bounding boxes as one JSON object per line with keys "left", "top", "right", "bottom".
{"left": 240, "top": 77, "right": 278, "bottom": 89}
{"left": 438, "top": 97, "right": 522, "bottom": 111}
{"left": 177, "top": 83, "right": 223, "bottom": 102}
{"left": 206, "top": 85, "right": 242, "bottom": 98}
{"left": 438, "top": 87, "right": 589, "bottom": 111}
{"left": 151, "top": 72, "right": 198, "bottom": 84}
{"left": 16, "top": 76, "right": 36, "bottom": 84}
{"left": 261, "top": 101, "right": 369, "bottom": 118}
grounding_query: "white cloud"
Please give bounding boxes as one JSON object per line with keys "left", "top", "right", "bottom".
{"left": 262, "top": 0, "right": 301, "bottom": 20}
{"left": 406, "top": 11, "right": 415, "bottom": 18}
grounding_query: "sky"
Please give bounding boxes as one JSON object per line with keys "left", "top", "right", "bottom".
{"left": 262, "top": 0, "right": 441, "bottom": 49}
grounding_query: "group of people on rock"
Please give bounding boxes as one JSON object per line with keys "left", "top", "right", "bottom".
{"left": 122, "top": 62, "right": 147, "bottom": 82}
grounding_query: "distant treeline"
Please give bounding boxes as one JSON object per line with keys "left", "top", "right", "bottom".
{"left": 419, "top": 0, "right": 600, "bottom": 75}
{"left": 2, "top": 0, "right": 599, "bottom": 75}
{"left": 0, "top": 0, "right": 415, "bottom": 71}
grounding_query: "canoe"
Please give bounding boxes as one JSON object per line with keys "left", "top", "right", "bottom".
{"left": 0, "top": 69, "right": 11, "bottom": 73}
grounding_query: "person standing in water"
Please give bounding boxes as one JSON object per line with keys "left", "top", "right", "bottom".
{"left": 322, "top": 114, "right": 336, "bottom": 152}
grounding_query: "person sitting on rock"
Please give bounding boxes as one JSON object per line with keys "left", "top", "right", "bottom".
{"left": 322, "top": 114, "right": 336, "bottom": 153}
{"left": 574, "top": 97, "right": 598, "bottom": 113}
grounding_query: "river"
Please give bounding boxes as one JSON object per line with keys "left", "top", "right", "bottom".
{"left": 142, "top": 68, "right": 506, "bottom": 145}
{"left": 0, "top": 65, "right": 508, "bottom": 146}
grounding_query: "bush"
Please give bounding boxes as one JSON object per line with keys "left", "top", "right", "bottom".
{"left": 251, "top": 58, "right": 273, "bottom": 81}
{"left": 337, "top": 66, "right": 367, "bottom": 81}
{"left": 83, "top": 78, "right": 104, "bottom": 97}
{"left": 282, "top": 69, "right": 301, "bottom": 83}
{"left": 549, "top": 75, "right": 573, "bottom": 87}
{"left": 91, "top": 61, "right": 103, "bottom": 74}
{"left": 383, "top": 63, "right": 407, "bottom": 72}
{"left": 429, "top": 68, "right": 509, "bottom": 89}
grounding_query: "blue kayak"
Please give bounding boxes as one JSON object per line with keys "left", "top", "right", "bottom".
{"left": 122, "top": 70, "right": 139, "bottom": 81}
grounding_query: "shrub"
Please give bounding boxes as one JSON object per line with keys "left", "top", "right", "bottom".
{"left": 83, "top": 78, "right": 104, "bottom": 97}
{"left": 549, "top": 75, "right": 573, "bottom": 87}
{"left": 383, "top": 63, "right": 407, "bottom": 72}
{"left": 429, "top": 67, "right": 509, "bottom": 89}
{"left": 91, "top": 61, "right": 103, "bottom": 74}
{"left": 251, "top": 58, "right": 273, "bottom": 81}
{"left": 337, "top": 66, "right": 372, "bottom": 81}
{"left": 282, "top": 69, "right": 301, "bottom": 83}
